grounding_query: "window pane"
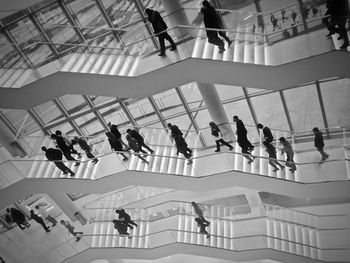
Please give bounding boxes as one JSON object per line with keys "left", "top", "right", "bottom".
{"left": 180, "top": 83, "right": 203, "bottom": 110}
{"left": 59, "top": 95, "right": 88, "bottom": 113}
{"left": 33, "top": 101, "right": 64, "bottom": 124}
{"left": 284, "top": 84, "right": 324, "bottom": 133}
{"left": 36, "top": 2, "right": 81, "bottom": 53}
{"left": 66, "top": 0, "right": 109, "bottom": 39}
{"left": 153, "top": 90, "right": 185, "bottom": 118}
{"left": 120, "top": 22, "right": 154, "bottom": 55}
{"left": 0, "top": 109, "right": 39, "bottom": 136}
{"left": 216, "top": 84, "right": 244, "bottom": 101}
{"left": 250, "top": 92, "right": 289, "bottom": 131}
{"left": 0, "top": 34, "right": 26, "bottom": 68}
{"left": 8, "top": 16, "right": 53, "bottom": 65}
{"left": 77, "top": 114, "right": 104, "bottom": 136}
{"left": 101, "top": 0, "right": 140, "bottom": 26}
{"left": 100, "top": 104, "right": 130, "bottom": 125}
{"left": 320, "top": 79, "right": 350, "bottom": 128}
{"left": 127, "top": 98, "right": 158, "bottom": 126}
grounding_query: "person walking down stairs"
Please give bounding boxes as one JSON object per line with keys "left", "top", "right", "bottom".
{"left": 42, "top": 146, "right": 75, "bottom": 176}
{"left": 279, "top": 137, "right": 297, "bottom": 173}
{"left": 145, "top": 8, "right": 177, "bottom": 57}
{"left": 112, "top": 218, "right": 132, "bottom": 238}
{"left": 192, "top": 202, "right": 210, "bottom": 225}
{"left": 73, "top": 136, "right": 98, "bottom": 164}
{"left": 257, "top": 123, "right": 274, "bottom": 146}
{"left": 195, "top": 217, "right": 210, "bottom": 238}
{"left": 201, "top": 1, "right": 226, "bottom": 53}
{"left": 312, "top": 127, "right": 330, "bottom": 162}
{"left": 127, "top": 129, "right": 154, "bottom": 155}
{"left": 115, "top": 209, "right": 138, "bottom": 228}
{"left": 60, "top": 220, "right": 83, "bottom": 241}
{"left": 106, "top": 132, "right": 129, "bottom": 162}
{"left": 51, "top": 134, "right": 80, "bottom": 167}
{"left": 30, "top": 210, "right": 50, "bottom": 233}
{"left": 55, "top": 130, "right": 81, "bottom": 158}
{"left": 263, "top": 141, "right": 285, "bottom": 172}
{"left": 126, "top": 134, "right": 149, "bottom": 164}
{"left": 209, "top": 121, "right": 233, "bottom": 152}
{"left": 175, "top": 135, "right": 193, "bottom": 165}
{"left": 233, "top": 116, "right": 255, "bottom": 164}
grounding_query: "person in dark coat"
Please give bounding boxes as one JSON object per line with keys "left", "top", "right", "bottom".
{"left": 126, "top": 134, "right": 149, "bottom": 164}
{"left": 270, "top": 14, "right": 281, "bottom": 31}
{"left": 51, "top": 134, "right": 80, "bottom": 166}
{"left": 30, "top": 210, "right": 50, "bottom": 233}
{"left": 192, "top": 202, "right": 210, "bottom": 225}
{"left": 195, "top": 217, "right": 210, "bottom": 238}
{"left": 145, "top": 8, "right": 177, "bottom": 57}
{"left": 175, "top": 135, "right": 193, "bottom": 165}
{"left": 263, "top": 141, "right": 284, "bottom": 172}
{"left": 112, "top": 218, "right": 132, "bottom": 238}
{"left": 257, "top": 123, "right": 274, "bottom": 145}
{"left": 329, "top": 0, "right": 349, "bottom": 49}
{"left": 233, "top": 116, "right": 255, "bottom": 163}
{"left": 108, "top": 122, "right": 128, "bottom": 149}
{"left": 55, "top": 130, "right": 81, "bottom": 157}
{"left": 127, "top": 129, "right": 154, "bottom": 154}
{"left": 167, "top": 123, "right": 183, "bottom": 140}
{"left": 73, "top": 136, "right": 98, "bottom": 164}
{"left": 6, "top": 208, "right": 30, "bottom": 230}
{"left": 291, "top": 9, "right": 297, "bottom": 24}
{"left": 115, "top": 209, "right": 137, "bottom": 228}
{"left": 201, "top": 1, "right": 232, "bottom": 48}
{"left": 313, "top": 127, "right": 330, "bottom": 161}
{"left": 42, "top": 146, "right": 75, "bottom": 176}
{"left": 209, "top": 121, "right": 233, "bottom": 152}
{"left": 106, "top": 132, "right": 129, "bottom": 162}
{"left": 201, "top": 3, "right": 225, "bottom": 52}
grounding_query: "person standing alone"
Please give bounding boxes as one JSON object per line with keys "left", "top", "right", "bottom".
{"left": 313, "top": 127, "right": 329, "bottom": 161}
{"left": 145, "top": 8, "right": 177, "bottom": 57}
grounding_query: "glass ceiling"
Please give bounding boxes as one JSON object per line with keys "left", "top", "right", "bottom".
{"left": 0, "top": 0, "right": 349, "bottom": 157}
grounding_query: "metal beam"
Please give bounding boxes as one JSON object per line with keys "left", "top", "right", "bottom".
{"left": 53, "top": 98, "right": 83, "bottom": 136}
{"left": 175, "top": 87, "right": 207, "bottom": 147}
{"left": 0, "top": 22, "right": 34, "bottom": 68}
{"left": 148, "top": 96, "right": 167, "bottom": 128}
{"left": 82, "top": 95, "right": 109, "bottom": 131}
{"left": 0, "top": 111, "right": 18, "bottom": 136}
{"left": 134, "top": 0, "right": 159, "bottom": 49}
{"left": 315, "top": 81, "right": 330, "bottom": 139}
{"left": 94, "top": 0, "right": 125, "bottom": 47}
{"left": 242, "top": 87, "right": 259, "bottom": 134}
{"left": 27, "top": 8, "right": 59, "bottom": 56}
{"left": 279, "top": 90, "right": 294, "bottom": 133}
{"left": 57, "top": 0, "right": 86, "bottom": 43}
{"left": 27, "top": 109, "right": 50, "bottom": 135}
{"left": 297, "top": 0, "right": 309, "bottom": 31}
{"left": 120, "top": 100, "right": 138, "bottom": 128}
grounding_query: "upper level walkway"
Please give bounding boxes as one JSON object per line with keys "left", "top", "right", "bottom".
{"left": 0, "top": 8, "right": 349, "bottom": 109}
{"left": 1, "top": 125, "right": 349, "bottom": 208}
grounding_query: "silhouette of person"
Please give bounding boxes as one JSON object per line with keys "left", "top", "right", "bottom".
{"left": 108, "top": 122, "right": 128, "bottom": 148}
{"left": 257, "top": 123, "right": 273, "bottom": 145}
{"left": 42, "top": 146, "right": 75, "bottom": 176}
{"left": 291, "top": 10, "right": 297, "bottom": 24}
{"left": 35, "top": 205, "right": 57, "bottom": 227}
{"left": 270, "top": 14, "right": 281, "bottom": 31}
{"left": 279, "top": 137, "right": 297, "bottom": 173}
{"left": 175, "top": 135, "right": 193, "bottom": 165}
{"left": 73, "top": 136, "right": 98, "bottom": 164}
{"left": 113, "top": 218, "right": 132, "bottom": 238}
{"left": 106, "top": 132, "right": 129, "bottom": 162}
{"left": 126, "top": 134, "right": 149, "bottom": 164}
{"left": 127, "top": 129, "right": 154, "bottom": 154}
{"left": 167, "top": 123, "right": 183, "bottom": 140}
{"left": 281, "top": 9, "right": 287, "bottom": 23}
{"left": 263, "top": 141, "right": 284, "bottom": 172}
{"left": 233, "top": 116, "right": 255, "bottom": 163}
{"left": 30, "top": 210, "right": 50, "bottom": 233}
{"left": 51, "top": 134, "right": 80, "bottom": 166}
{"left": 200, "top": 2, "right": 226, "bottom": 53}
{"left": 145, "top": 8, "right": 177, "bottom": 57}
{"left": 6, "top": 208, "right": 30, "bottom": 230}
{"left": 330, "top": 0, "right": 349, "bottom": 49}
{"left": 115, "top": 209, "right": 138, "bottom": 228}
{"left": 195, "top": 217, "right": 210, "bottom": 238}
{"left": 192, "top": 202, "right": 210, "bottom": 225}
{"left": 55, "top": 130, "right": 81, "bottom": 157}
{"left": 209, "top": 121, "right": 233, "bottom": 152}
{"left": 60, "top": 220, "right": 83, "bottom": 241}
{"left": 313, "top": 127, "right": 330, "bottom": 161}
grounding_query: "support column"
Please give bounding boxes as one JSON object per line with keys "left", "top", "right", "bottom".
{"left": 161, "top": 0, "right": 190, "bottom": 38}
{"left": 196, "top": 82, "right": 234, "bottom": 140}
{"left": 50, "top": 193, "right": 87, "bottom": 223}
